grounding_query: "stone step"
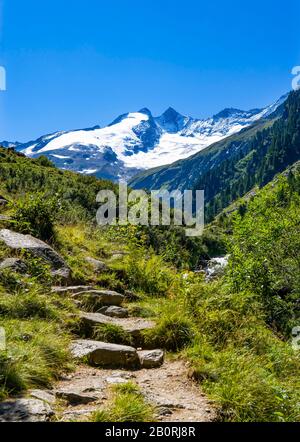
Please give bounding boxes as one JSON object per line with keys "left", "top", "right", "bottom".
{"left": 73, "top": 290, "right": 125, "bottom": 307}
{"left": 70, "top": 339, "right": 140, "bottom": 369}
{"left": 79, "top": 312, "right": 155, "bottom": 347}
{"left": 98, "top": 305, "right": 129, "bottom": 318}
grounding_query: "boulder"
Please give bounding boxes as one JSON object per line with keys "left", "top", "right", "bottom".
{"left": 74, "top": 289, "right": 125, "bottom": 306}
{"left": 85, "top": 257, "right": 108, "bottom": 272}
{"left": 138, "top": 349, "right": 164, "bottom": 368}
{"left": 79, "top": 312, "right": 154, "bottom": 347}
{"left": 70, "top": 339, "right": 140, "bottom": 369}
{"left": 0, "top": 258, "right": 27, "bottom": 273}
{"left": 0, "top": 229, "right": 71, "bottom": 280}
{"left": 0, "top": 398, "right": 54, "bottom": 422}
{"left": 99, "top": 305, "right": 129, "bottom": 318}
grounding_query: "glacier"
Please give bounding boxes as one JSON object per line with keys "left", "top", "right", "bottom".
{"left": 2, "top": 94, "right": 288, "bottom": 181}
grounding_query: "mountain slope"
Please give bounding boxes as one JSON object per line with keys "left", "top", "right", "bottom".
{"left": 3, "top": 95, "right": 287, "bottom": 181}
{"left": 131, "top": 91, "right": 300, "bottom": 220}
{"left": 0, "top": 141, "right": 299, "bottom": 423}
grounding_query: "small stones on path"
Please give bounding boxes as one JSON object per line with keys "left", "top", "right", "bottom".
{"left": 138, "top": 349, "right": 164, "bottom": 368}
{"left": 54, "top": 360, "right": 216, "bottom": 422}
{"left": 105, "top": 372, "right": 135, "bottom": 385}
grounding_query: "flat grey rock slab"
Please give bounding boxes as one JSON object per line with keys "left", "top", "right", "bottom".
{"left": 52, "top": 285, "right": 94, "bottom": 294}
{"left": 79, "top": 312, "right": 154, "bottom": 346}
{"left": 0, "top": 398, "right": 54, "bottom": 422}
{"left": 55, "top": 389, "right": 98, "bottom": 405}
{"left": 29, "top": 389, "right": 56, "bottom": 404}
{"left": 70, "top": 339, "right": 140, "bottom": 368}
{"left": 138, "top": 349, "right": 164, "bottom": 368}
{"left": 74, "top": 289, "right": 125, "bottom": 306}
{"left": 99, "top": 305, "right": 129, "bottom": 318}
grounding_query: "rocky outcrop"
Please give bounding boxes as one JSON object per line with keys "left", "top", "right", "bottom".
{"left": 0, "top": 229, "right": 71, "bottom": 280}
{"left": 0, "top": 398, "right": 54, "bottom": 422}
{"left": 70, "top": 339, "right": 140, "bottom": 369}
{"left": 0, "top": 258, "right": 27, "bottom": 273}
{"left": 138, "top": 350, "right": 164, "bottom": 368}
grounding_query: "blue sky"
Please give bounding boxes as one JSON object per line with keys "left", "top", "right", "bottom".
{"left": 0, "top": 0, "right": 299, "bottom": 141}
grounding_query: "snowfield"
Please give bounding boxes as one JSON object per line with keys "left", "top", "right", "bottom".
{"left": 6, "top": 94, "right": 288, "bottom": 181}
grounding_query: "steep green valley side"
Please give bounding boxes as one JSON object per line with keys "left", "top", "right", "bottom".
{"left": 131, "top": 90, "right": 300, "bottom": 221}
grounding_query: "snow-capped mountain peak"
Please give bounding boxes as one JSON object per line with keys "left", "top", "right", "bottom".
{"left": 3, "top": 94, "right": 288, "bottom": 181}
{"left": 155, "top": 107, "right": 190, "bottom": 134}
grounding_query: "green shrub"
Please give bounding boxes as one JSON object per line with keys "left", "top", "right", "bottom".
{"left": 228, "top": 176, "right": 300, "bottom": 335}
{"left": 145, "top": 313, "right": 194, "bottom": 351}
{"left": 124, "top": 248, "right": 177, "bottom": 297}
{"left": 11, "top": 192, "right": 60, "bottom": 241}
